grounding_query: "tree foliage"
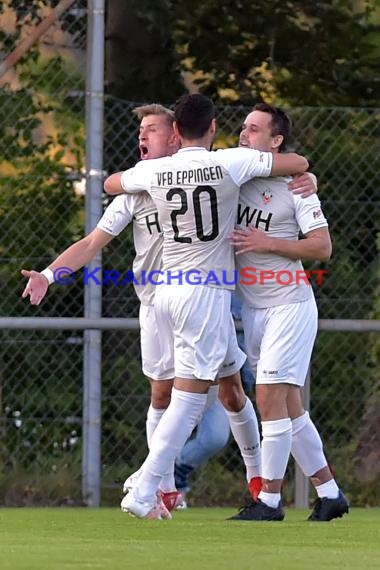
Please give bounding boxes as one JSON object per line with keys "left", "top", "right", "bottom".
{"left": 0, "top": 0, "right": 86, "bottom": 318}
{"left": 0, "top": 0, "right": 86, "bottom": 496}
{"left": 105, "top": 0, "right": 184, "bottom": 101}
{"left": 104, "top": 0, "right": 379, "bottom": 105}
{"left": 173, "top": 0, "right": 380, "bottom": 105}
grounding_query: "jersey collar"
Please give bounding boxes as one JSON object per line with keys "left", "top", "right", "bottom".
{"left": 177, "top": 146, "right": 208, "bottom": 153}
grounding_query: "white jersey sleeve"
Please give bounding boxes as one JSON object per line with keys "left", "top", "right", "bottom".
{"left": 120, "top": 148, "right": 272, "bottom": 194}
{"left": 213, "top": 147, "right": 273, "bottom": 186}
{"left": 97, "top": 191, "right": 163, "bottom": 306}
{"left": 293, "top": 193, "right": 328, "bottom": 234}
{"left": 97, "top": 194, "right": 135, "bottom": 236}
{"left": 120, "top": 159, "right": 158, "bottom": 194}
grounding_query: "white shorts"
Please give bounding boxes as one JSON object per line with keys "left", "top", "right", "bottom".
{"left": 154, "top": 283, "right": 245, "bottom": 380}
{"left": 139, "top": 303, "right": 174, "bottom": 380}
{"left": 218, "top": 312, "right": 247, "bottom": 378}
{"left": 241, "top": 297, "right": 318, "bottom": 386}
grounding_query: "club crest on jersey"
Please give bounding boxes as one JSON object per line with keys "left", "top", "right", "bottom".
{"left": 262, "top": 189, "right": 272, "bottom": 204}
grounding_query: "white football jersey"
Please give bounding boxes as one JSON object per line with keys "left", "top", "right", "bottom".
{"left": 236, "top": 176, "right": 328, "bottom": 308}
{"left": 121, "top": 147, "right": 273, "bottom": 289}
{"left": 97, "top": 192, "right": 162, "bottom": 305}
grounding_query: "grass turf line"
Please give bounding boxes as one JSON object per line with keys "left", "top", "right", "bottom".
{"left": 0, "top": 507, "right": 379, "bottom": 570}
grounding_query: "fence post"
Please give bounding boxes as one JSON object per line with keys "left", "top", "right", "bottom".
{"left": 294, "top": 364, "right": 311, "bottom": 508}
{"left": 82, "top": 0, "right": 105, "bottom": 507}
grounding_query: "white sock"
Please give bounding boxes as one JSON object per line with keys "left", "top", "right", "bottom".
{"left": 135, "top": 388, "right": 207, "bottom": 504}
{"left": 159, "top": 460, "right": 176, "bottom": 493}
{"left": 258, "top": 490, "right": 281, "bottom": 509}
{"left": 261, "top": 418, "right": 292, "bottom": 481}
{"left": 291, "top": 411, "right": 329, "bottom": 476}
{"left": 146, "top": 405, "right": 166, "bottom": 448}
{"left": 146, "top": 406, "right": 176, "bottom": 494}
{"left": 315, "top": 480, "right": 339, "bottom": 499}
{"left": 226, "top": 397, "right": 261, "bottom": 480}
{"left": 158, "top": 386, "right": 219, "bottom": 493}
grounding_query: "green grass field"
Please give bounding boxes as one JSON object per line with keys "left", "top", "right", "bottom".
{"left": 0, "top": 507, "right": 379, "bottom": 570}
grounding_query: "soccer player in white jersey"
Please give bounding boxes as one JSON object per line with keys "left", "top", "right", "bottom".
{"left": 21, "top": 103, "right": 240, "bottom": 514}
{"left": 21, "top": 103, "right": 262, "bottom": 515}
{"left": 228, "top": 102, "right": 349, "bottom": 521}
{"left": 105, "top": 93, "right": 309, "bottom": 519}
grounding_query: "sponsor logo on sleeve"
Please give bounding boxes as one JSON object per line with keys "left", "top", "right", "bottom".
{"left": 103, "top": 216, "right": 113, "bottom": 227}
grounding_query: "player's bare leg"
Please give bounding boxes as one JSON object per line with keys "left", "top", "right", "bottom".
{"left": 150, "top": 378, "right": 173, "bottom": 409}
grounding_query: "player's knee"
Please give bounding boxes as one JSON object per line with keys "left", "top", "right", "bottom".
{"left": 149, "top": 378, "right": 174, "bottom": 408}
{"left": 151, "top": 386, "right": 172, "bottom": 409}
{"left": 219, "top": 383, "right": 246, "bottom": 411}
{"left": 256, "top": 384, "right": 288, "bottom": 419}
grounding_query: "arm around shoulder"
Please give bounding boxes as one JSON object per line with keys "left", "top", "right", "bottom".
{"left": 271, "top": 153, "right": 309, "bottom": 177}
{"left": 104, "top": 172, "right": 124, "bottom": 195}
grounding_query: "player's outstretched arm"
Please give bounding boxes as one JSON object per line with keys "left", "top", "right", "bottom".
{"left": 271, "top": 153, "right": 309, "bottom": 176}
{"left": 21, "top": 228, "right": 114, "bottom": 305}
{"left": 21, "top": 270, "right": 50, "bottom": 306}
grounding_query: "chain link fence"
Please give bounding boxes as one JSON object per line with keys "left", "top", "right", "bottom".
{"left": 0, "top": 0, "right": 87, "bottom": 505}
{"left": 1, "top": 2, "right": 379, "bottom": 507}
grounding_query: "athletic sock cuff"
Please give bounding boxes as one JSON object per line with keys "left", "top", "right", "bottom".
{"left": 291, "top": 411, "right": 309, "bottom": 435}
{"left": 262, "top": 417, "right": 292, "bottom": 438}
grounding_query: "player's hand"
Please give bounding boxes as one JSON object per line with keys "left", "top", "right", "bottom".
{"left": 288, "top": 172, "right": 317, "bottom": 198}
{"left": 21, "top": 269, "right": 49, "bottom": 305}
{"left": 230, "top": 226, "right": 273, "bottom": 255}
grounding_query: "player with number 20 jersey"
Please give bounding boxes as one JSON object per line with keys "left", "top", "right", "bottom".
{"left": 120, "top": 146, "right": 279, "bottom": 381}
